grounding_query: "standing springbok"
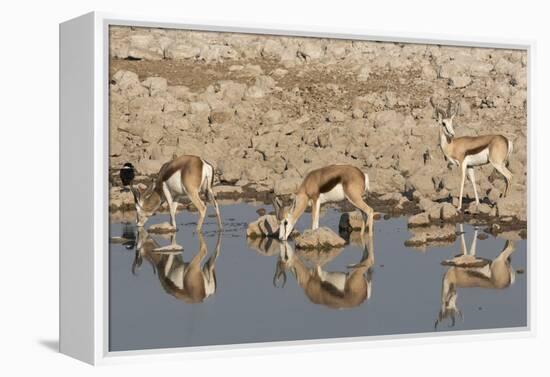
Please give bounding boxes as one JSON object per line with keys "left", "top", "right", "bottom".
{"left": 130, "top": 155, "right": 222, "bottom": 230}
{"left": 431, "top": 98, "right": 513, "bottom": 210}
{"left": 435, "top": 225, "right": 516, "bottom": 329}
{"left": 273, "top": 235, "right": 374, "bottom": 309}
{"left": 273, "top": 164, "right": 373, "bottom": 241}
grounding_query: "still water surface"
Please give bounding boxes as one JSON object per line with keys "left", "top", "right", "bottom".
{"left": 109, "top": 203, "right": 527, "bottom": 351}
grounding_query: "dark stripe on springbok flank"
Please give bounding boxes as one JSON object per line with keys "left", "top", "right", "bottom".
{"left": 319, "top": 176, "right": 342, "bottom": 194}
{"left": 464, "top": 143, "right": 489, "bottom": 157}
{"left": 464, "top": 269, "right": 492, "bottom": 282}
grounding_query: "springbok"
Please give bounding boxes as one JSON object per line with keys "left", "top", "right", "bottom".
{"left": 132, "top": 229, "right": 221, "bottom": 304}
{"left": 273, "top": 164, "right": 373, "bottom": 241}
{"left": 431, "top": 98, "right": 513, "bottom": 210}
{"left": 435, "top": 225, "right": 516, "bottom": 328}
{"left": 130, "top": 155, "right": 222, "bottom": 230}
{"left": 272, "top": 235, "right": 374, "bottom": 309}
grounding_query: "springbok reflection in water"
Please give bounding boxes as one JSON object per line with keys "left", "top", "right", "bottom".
{"left": 272, "top": 234, "right": 375, "bottom": 309}
{"left": 435, "top": 225, "right": 516, "bottom": 329}
{"left": 132, "top": 229, "right": 221, "bottom": 304}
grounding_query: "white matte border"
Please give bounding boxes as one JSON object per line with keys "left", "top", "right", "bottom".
{"left": 91, "top": 11, "right": 534, "bottom": 365}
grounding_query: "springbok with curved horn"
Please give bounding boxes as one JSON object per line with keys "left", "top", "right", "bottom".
{"left": 430, "top": 98, "right": 513, "bottom": 210}
{"left": 435, "top": 225, "right": 516, "bottom": 329}
{"left": 273, "top": 164, "right": 373, "bottom": 241}
{"left": 131, "top": 155, "right": 222, "bottom": 230}
{"left": 273, "top": 235, "right": 374, "bottom": 309}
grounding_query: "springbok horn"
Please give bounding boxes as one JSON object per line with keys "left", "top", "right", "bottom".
{"left": 131, "top": 252, "right": 142, "bottom": 275}
{"left": 446, "top": 99, "right": 453, "bottom": 118}
{"left": 430, "top": 97, "right": 445, "bottom": 119}
{"left": 272, "top": 262, "right": 287, "bottom": 288}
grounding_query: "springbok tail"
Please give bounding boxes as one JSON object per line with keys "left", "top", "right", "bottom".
{"left": 364, "top": 172, "right": 370, "bottom": 193}
{"left": 506, "top": 138, "right": 514, "bottom": 161}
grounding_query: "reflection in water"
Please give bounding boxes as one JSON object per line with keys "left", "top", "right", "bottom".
{"left": 435, "top": 225, "right": 516, "bottom": 329}
{"left": 132, "top": 228, "right": 221, "bottom": 303}
{"left": 271, "top": 234, "right": 374, "bottom": 309}
{"left": 109, "top": 206, "right": 526, "bottom": 351}
{"left": 121, "top": 223, "right": 137, "bottom": 250}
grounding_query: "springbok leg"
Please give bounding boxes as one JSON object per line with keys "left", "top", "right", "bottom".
{"left": 467, "top": 168, "right": 480, "bottom": 205}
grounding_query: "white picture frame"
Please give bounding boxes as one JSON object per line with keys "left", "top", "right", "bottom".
{"left": 59, "top": 11, "right": 535, "bottom": 365}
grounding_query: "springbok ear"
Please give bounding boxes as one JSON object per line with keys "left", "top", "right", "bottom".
{"left": 272, "top": 197, "right": 283, "bottom": 216}
{"left": 290, "top": 194, "right": 297, "bottom": 210}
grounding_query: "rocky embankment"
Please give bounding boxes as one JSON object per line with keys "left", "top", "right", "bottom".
{"left": 108, "top": 26, "right": 527, "bottom": 235}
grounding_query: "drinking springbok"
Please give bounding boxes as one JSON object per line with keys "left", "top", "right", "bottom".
{"left": 132, "top": 229, "right": 221, "bottom": 304}
{"left": 273, "top": 164, "right": 373, "bottom": 241}
{"left": 130, "top": 155, "right": 222, "bottom": 230}
{"left": 435, "top": 225, "right": 516, "bottom": 329}
{"left": 273, "top": 235, "right": 374, "bottom": 309}
{"left": 431, "top": 98, "right": 513, "bottom": 210}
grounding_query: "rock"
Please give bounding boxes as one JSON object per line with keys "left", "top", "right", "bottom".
{"left": 245, "top": 75, "right": 276, "bottom": 98}
{"left": 219, "top": 160, "right": 243, "bottom": 184}
{"left": 407, "top": 170, "right": 437, "bottom": 196}
{"left": 189, "top": 101, "right": 211, "bottom": 115}
{"left": 112, "top": 70, "right": 147, "bottom": 98}
{"left": 498, "top": 230, "right": 523, "bottom": 241}
{"left": 110, "top": 139, "right": 124, "bottom": 156}
{"left": 477, "top": 233, "right": 489, "bottom": 240}
{"left": 245, "top": 165, "right": 270, "bottom": 182}
{"left": 218, "top": 81, "right": 247, "bottom": 104}
{"left": 418, "top": 197, "right": 437, "bottom": 212}
{"left": 405, "top": 224, "right": 457, "bottom": 247}
{"left": 165, "top": 43, "right": 200, "bottom": 59}
{"left": 246, "top": 215, "right": 279, "bottom": 238}
{"left": 141, "top": 77, "right": 168, "bottom": 96}
{"left": 478, "top": 203, "right": 492, "bottom": 215}
{"left": 153, "top": 244, "right": 184, "bottom": 252}
{"left": 262, "top": 109, "right": 282, "bottom": 125}
{"left": 428, "top": 204, "right": 442, "bottom": 221}
{"left": 127, "top": 33, "right": 164, "bottom": 60}
{"left": 326, "top": 110, "right": 346, "bottom": 122}
{"left": 497, "top": 190, "right": 526, "bottom": 219}
{"left": 441, "top": 203, "right": 459, "bottom": 220}
{"left": 351, "top": 108, "right": 364, "bottom": 119}
{"left": 450, "top": 75, "right": 472, "bottom": 88}
{"left": 294, "top": 227, "right": 346, "bottom": 250}
{"left": 274, "top": 177, "right": 301, "bottom": 196}
{"left": 212, "top": 185, "right": 244, "bottom": 196}
{"left": 148, "top": 222, "right": 176, "bottom": 234}
{"left": 408, "top": 212, "right": 430, "bottom": 227}
{"left": 339, "top": 211, "right": 364, "bottom": 231}
{"left": 298, "top": 41, "right": 324, "bottom": 61}
{"left": 135, "top": 159, "right": 163, "bottom": 175}
{"left": 209, "top": 108, "right": 233, "bottom": 124}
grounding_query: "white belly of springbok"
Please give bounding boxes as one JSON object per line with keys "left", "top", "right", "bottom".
{"left": 319, "top": 184, "right": 346, "bottom": 204}
{"left": 464, "top": 148, "right": 490, "bottom": 167}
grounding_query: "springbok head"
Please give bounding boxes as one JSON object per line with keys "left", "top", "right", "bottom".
{"left": 272, "top": 241, "right": 295, "bottom": 288}
{"left": 430, "top": 97, "right": 460, "bottom": 138}
{"left": 273, "top": 197, "right": 296, "bottom": 241}
{"left": 131, "top": 227, "right": 158, "bottom": 276}
{"left": 131, "top": 183, "right": 163, "bottom": 227}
